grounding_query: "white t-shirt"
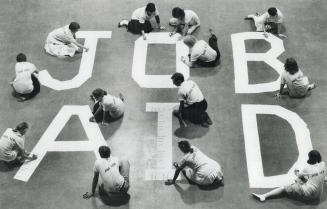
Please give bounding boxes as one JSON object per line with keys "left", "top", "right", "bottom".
{"left": 281, "top": 70, "right": 309, "bottom": 97}
{"left": 184, "top": 10, "right": 200, "bottom": 26}
{"left": 131, "top": 6, "right": 159, "bottom": 23}
{"left": 258, "top": 8, "right": 284, "bottom": 24}
{"left": 191, "top": 40, "right": 217, "bottom": 62}
{"left": 93, "top": 157, "right": 125, "bottom": 193}
{"left": 0, "top": 128, "right": 25, "bottom": 162}
{"left": 13, "top": 62, "right": 37, "bottom": 94}
{"left": 101, "top": 95, "right": 125, "bottom": 118}
{"left": 47, "top": 25, "right": 75, "bottom": 45}
{"left": 178, "top": 146, "right": 223, "bottom": 185}
{"left": 178, "top": 80, "right": 204, "bottom": 106}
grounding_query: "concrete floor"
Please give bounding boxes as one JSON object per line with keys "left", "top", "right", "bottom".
{"left": 1, "top": 0, "right": 327, "bottom": 208}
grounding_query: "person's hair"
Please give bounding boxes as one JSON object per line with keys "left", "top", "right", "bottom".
{"left": 284, "top": 57, "right": 299, "bottom": 75}
{"left": 171, "top": 72, "right": 184, "bottom": 83}
{"left": 69, "top": 22, "right": 80, "bottom": 32}
{"left": 307, "top": 150, "right": 322, "bottom": 165}
{"left": 16, "top": 53, "right": 27, "bottom": 62}
{"left": 146, "top": 3, "right": 156, "bottom": 13}
{"left": 172, "top": 7, "right": 185, "bottom": 19}
{"left": 91, "top": 88, "right": 107, "bottom": 100}
{"left": 268, "top": 7, "right": 277, "bottom": 16}
{"left": 13, "top": 122, "right": 29, "bottom": 134}
{"left": 99, "top": 146, "right": 111, "bottom": 158}
{"left": 183, "top": 35, "right": 197, "bottom": 47}
{"left": 178, "top": 141, "right": 192, "bottom": 153}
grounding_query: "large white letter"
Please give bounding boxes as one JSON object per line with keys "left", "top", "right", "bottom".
{"left": 241, "top": 104, "right": 312, "bottom": 188}
{"left": 231, "top": 32, "right": 284, "bottom": 93}
{"left": 132, "top": 32, "right": 189, "bottom": 88}
{"left": 145, "top": 103, "right": 180, "bottom": 180}
{"left": 14, "top": 105, "right": 107, "bottom": 182}
{"left": 38, "top": 31, "right": 112, "bottom": 90}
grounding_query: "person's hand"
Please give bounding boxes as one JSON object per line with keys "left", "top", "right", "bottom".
{"left": 165, "top": 179, "right": 175, "bottom": 185}
{"left": 85, "top": 47, "right": 89, "bottom": 52}
{"left": 159, "top": 26, "right": 166, "bottom": 30}
{"left": 142, "top": 34, "right": 147, "bottom": 40}
{"left": 180, "top": 56, "right": 187, "bottom": 63}
{"left": 294, "top": 169, "right": 300, "bottom": 176}
{"left": 83, "top": 192, "right": 94, "bottom": 199}
{"left": 263, "top": 32, "right": 268, "bottom": 38}
{"left": 89, "top": 116, "right": 96, "bottom": 122}
{"left": 101, "top": 121, "right": 109, "bottom": 126}
{"left": 169, "top": 32, "right": 175, "bottom": 37}
{"left": 274, "top": 92, "right": 281, "bottom": 98}
{"left": 265, "top": 25, "right": 271, "bottom": 30}
{"left": 30, "top": 154, "right": 37, "bottom": 161}
{"left": 173, "top": 162, "right": 179, "bottom": 169}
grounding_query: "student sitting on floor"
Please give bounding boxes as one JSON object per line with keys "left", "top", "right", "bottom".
{"left": 244, "top": 7, "right": 284, "bottom": 37}
{"left": 11, "top": 53, "right": 41, "bottom": 102}
{"left": 118, "top": 3, "right": 165, "bottom": 40}
{"left": 181, "top": 29, "right": 220, "bottom": 68}
{"left": 171, "top": 73, "right": 213, "bottom": 127}
{"left": 165, "top": 140, "right": 223, "bottom": 187}
{"left": 83, "top": 146, "right": 130, "bottom": 199}
{"left": 169, "top": 7, "right": 200, "bottom": 37}
{"left": 89, "top": 88, "right": 125, "bottom": 126}
{"left": 275, "top": 57, "right": 316, "bottom": 98}
{"left": 252, "top": 150, "right": 327, "bottom": 203}
{"left": 0, "top": 122, "right": 37, "bottom": 164}
{"left": 44, "top": 22, "right": 89, "bottom": 58}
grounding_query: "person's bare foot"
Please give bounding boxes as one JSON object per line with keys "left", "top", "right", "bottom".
{"left": 119, "top": 93, "right": 125, "bottom": 102}
{"left": 252, "top": 193, "right": 265, "bottom": 202}
{"left": 308, "top": 83, "right": 317, "bottom": 91}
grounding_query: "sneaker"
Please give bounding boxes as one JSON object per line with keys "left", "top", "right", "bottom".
{"left": 308, "top": 83, "right": 317, "bottom": 91}
{"left": 252, "top": 193, "right": 265, "bottom": 202}
{"left": 17, "top": 97, "right": 27, "bottom": 102}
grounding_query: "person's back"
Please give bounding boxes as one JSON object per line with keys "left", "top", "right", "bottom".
{"left": 0, "top": 128, "right": 24, "bottom": 162}
{"left": 101, "top": 94, "right": 125, "bottom": 118}
{"left": 178, "top": 80, "right": 204, "bottom": 106}
{"left": 184, "top": 10, "right": 200, "bottom": 26}
{"left": 191, "top": 40, "right": 217, "bottom": 63}
{"left": 13, "top": 62, "right": 36, "bottom": 94}
{"left": 94, "top": 157, "right": 125, "bottom": 193}
{"left": 282, "top": 70, "right": 309, "bottom": 97}
{"left": 302, "top": 162, "right": 327, "bottom": 200}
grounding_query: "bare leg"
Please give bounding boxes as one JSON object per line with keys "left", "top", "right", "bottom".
{"left": 252, "top": 187, "right": 285, "bottom": 202}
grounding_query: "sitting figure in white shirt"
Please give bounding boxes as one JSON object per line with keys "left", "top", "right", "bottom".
{"left": 275, "top": 57, "right": 316, "bottom": 98}
{"left": 118, "top": 3, "right": 165, "bottom": 40}
{"left": 245, "top": 7, "right": 284, "bottom": 37}
{"left": 165, "top": 140, "right": 223, "bottom": 187}
{"left": 11, "top": 53, "right": 41, "bottom": 102}
{"left": 169, "top": 7, "right": 200, "bottom": 37}
{"left": 44, "top": 22, "right": 89, "bottom": 58}
{"left": 0, "top": 122, "right": 37, "bottom": 165}
{"left": 181, "top": 29, "right": 220, "bottom": 68}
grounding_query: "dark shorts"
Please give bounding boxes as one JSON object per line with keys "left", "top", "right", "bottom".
{"left": 128, "top": 19, "right": 153, "bottom": 34}
{"left": 181, "top": 99, "right": 208, "bottom": 124}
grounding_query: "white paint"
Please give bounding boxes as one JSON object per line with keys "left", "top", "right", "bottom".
{"left": 145, "top": 103, "right": 180, "bottom": 180}
{"left": 241, "top": 104, "right": 313, "bottom": 188}
{"left": 38, "top": 31, "right": 112, "bottom": 90}
{"left": 231, "top": 32, "right": 285, "bottom": 93}
{"left": 132, "top": 32, "right": 189, "bottom": 88}
{"left": 14, "top": 105, "right": 107, "bottom": 182}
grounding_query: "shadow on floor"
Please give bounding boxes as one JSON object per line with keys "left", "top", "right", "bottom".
{"left": 174, "top": 122, "right": 210, "bottom": 139}
{"left": 98, "top": 190, "right": 131, "bottom": 207}
{"left": 190, "top": 63, "right": 222, "bottom": 78}
{"left": 0, "top": 160, "right": 21, "bottom": 172}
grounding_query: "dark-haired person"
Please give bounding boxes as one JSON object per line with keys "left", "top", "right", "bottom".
{"left": 89, "top": 88, "right": 125, "bottom": 126}
{"left": 245, "top": 7, "right": 284, "bottom": 36}
{"left": 252, "top": 150, "right": 327, "bottom": 202}
{"left": 0, "top": 122, "right": 37, "bottom": 164}
{"left": 275, "top": 58, "right": 316, "bottom": 98}
{"left": 165, "top": 140, "right": 223, "bottom": 186}
{"left": 11, "top": 53, "right": 41, "bottom": 102}
{"left": 83, "top": 146, "right": 130, "bottom": 199}
{"left": 45, "top": 22, "right": 89, "bottom": 58}
{"left": 169, "top": 7, "right": 200, "bottom": 36}
{"left": 171, "top": 73, "right": 212, "bottom": 127}
{"left": 181, "top": 29, "right": 220, "bottom": 68}
{"left": 118, "top": 3, "right": 165, "bottom": 40}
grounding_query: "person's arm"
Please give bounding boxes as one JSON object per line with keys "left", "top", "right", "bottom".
{"left": 90, "top": 103, "right": 103, "bottom": 122}
{"left": 101, "top": 110, "right": 109, "bottom": 126}
{"left": 181, "top": 56, "right": 195, "bottom": 67}
{"left": 141, "top": 30, "right": 147, "bottom": 40}
{"left": 83, "top": 172, "right": 99, "bottom": 199}
{"left": 275, "top": 83, "right": 285, "bottom": 98}
{"left": 70, "top": 39, "right": 89, "bottom": 52}
{"left": 165, "top": 162, "right": 186, "bottom": 185}
{"left": 177, "top": 101, "right": 187, "bottom": 127}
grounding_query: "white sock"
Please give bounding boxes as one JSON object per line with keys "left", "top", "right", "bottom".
{"left": 120, "top": 20, "right": 129, "bottom": 26}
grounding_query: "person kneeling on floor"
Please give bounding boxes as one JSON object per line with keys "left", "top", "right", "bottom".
{"left": 44, "top": 22, "right": 89, "bottom": 58}
{"left": 275, "top": 57, "right": 316, "bottom": 98}
{"left": 118, "top": 2, "right": 165, "bottom": 40}
{"left": 0, "top": 122, "right": 37, "bottom": 164}
{"left": 165, "top": 140, "right": 223, "bottom": 187}
{"left": 89, "top": 88, "right": 125, "bottom": 126}
{"left": 252, "top": 150, "right": 326, "bottom": 203}
{"left": 11, "top": 53, "right": 41, "bottom": 102}
{"left": 171, "top": 73, "right": 213, "bottom": 127}
{"left": 181, "top": 29, "right": 220, "bottom": 68}
{"left": 169, "top": 7, "right": 200, "bottom": 37}
{"left": 244, "top": 7, "right": 284, "bottom": 37}
{"left": 83, "top": 146, "right": 130, "bottom": 200}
